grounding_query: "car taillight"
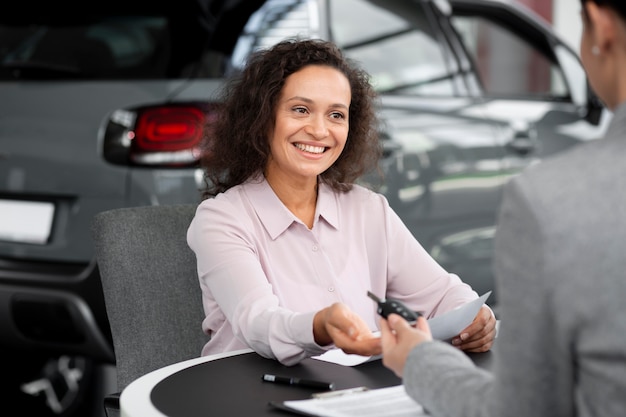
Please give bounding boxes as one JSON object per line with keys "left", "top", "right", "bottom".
{"left": 102, "top": 102, "right": 218, "bottom": 167}
{"left": 133, "top": 106, "right": 204, "bottom": 152}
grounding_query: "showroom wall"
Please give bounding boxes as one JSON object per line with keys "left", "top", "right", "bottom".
{"left": 520, "top": 0, "right": 582, "bottom": 51}
{"left": 553, "top": 0, "right": 583, "bottom": 50}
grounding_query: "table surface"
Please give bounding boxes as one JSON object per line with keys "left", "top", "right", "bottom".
{"left": 121, "top": 347, "right": 494, "bottom": 417}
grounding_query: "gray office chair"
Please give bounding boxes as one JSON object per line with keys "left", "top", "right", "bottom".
{"left": 91, "top": 204, "right": 208, "bottom": 417}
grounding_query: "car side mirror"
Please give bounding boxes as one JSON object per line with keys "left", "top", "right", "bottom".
{"left": 584, "top": 83, "right": 604, "bottom": 126}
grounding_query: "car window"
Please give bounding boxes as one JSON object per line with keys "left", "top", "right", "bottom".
{"left": 329, "top": 0, "right": 473, "bottom": 96}
{"left": 0, "top": 15, "right": 223, "bottom": 80}
{"left": 451, "top": 14, "right": 569, "bottom": 100}
{"left": 229, "top": 0, "right": 318, "bottom": 72}
{"left": 230, "top": 0, "right": 479, "bottom": 97}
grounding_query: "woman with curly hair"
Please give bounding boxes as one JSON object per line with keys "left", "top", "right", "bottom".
{"left": 187, "top": 38, "right": 495, "bottom": 365}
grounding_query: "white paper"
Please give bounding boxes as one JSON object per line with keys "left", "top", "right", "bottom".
{"left": 280, "top": 385, "right": 427, "bottom": 417}
{"left": 427, "top": 291, "right": 491, "bottom": 340}
{"left": 314, "top": 349, "right": 382, "bottom": 366}
{"left": 313, "top": 291, "right": 492, "bottom": 366}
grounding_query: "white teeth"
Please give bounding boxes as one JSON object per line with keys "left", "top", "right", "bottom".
{"left": 295, "top": 143, "right": 325, "bottom": 154}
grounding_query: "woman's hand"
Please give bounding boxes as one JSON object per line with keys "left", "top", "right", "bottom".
{"left": 380, "top": 314, "right": 432, "bottom": 378}
{"left": 314, "top": 303, "right": 381, "bottom": 356}
{"left": 450, "top": 305, "right": 497, "bottom": 352}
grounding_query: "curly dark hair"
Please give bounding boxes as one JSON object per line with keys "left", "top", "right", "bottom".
{"left": 199, "top": 38, "right": 382, "bottom": 198}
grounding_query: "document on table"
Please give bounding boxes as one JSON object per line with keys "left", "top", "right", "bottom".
{"left": 313, "top": 291, "right": 491, "bottom": 366}
{"left": 269, "top": 385, "right": 428, "bottom": 417}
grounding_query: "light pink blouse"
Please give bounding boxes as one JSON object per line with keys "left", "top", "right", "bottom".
{"left": 187, "top": 176, "right": 478, "bottom": 365}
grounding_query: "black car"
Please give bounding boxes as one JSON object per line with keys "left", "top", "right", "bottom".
{"left": 0, "top": 0, "right": 607, "bottom": 415}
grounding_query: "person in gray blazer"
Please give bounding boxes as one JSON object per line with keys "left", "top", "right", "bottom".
{"left": 379, "top": 1, "right": 626, "bottom": 416}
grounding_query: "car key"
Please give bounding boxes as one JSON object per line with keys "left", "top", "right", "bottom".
{"left": 367, "top": 291, "right": 422, "bottom": 325}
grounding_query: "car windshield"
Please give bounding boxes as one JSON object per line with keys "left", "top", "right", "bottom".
{"left": 330, "top": 0, "right": 465, "bottom": 95}
{"left": 0, "top": 15, "right": 223, "bottom": 81}
{"left": 231, "top": 0, "right": 477, "bottom": 96}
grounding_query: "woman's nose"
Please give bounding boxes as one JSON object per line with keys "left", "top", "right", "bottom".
{"left": 304, "top": 115, "right": 329, "bottom": 138}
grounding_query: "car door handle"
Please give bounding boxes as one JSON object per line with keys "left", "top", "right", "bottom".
{"left": 506, "top": 136, "right": 536, "bottom": 155}
{"left": 381, "top": 138, "right": 402, "bottom": 158}
{"left": 506, "top": 121, "right": 537, "bottom": 156}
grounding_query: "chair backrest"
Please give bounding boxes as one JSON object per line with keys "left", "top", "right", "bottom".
{"left": 91, "top": 204, "right": 208, "bottom": 392}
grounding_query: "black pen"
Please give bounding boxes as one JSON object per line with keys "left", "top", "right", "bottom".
{"left": 262, "top": 374, "right": 335, "bottom": 390}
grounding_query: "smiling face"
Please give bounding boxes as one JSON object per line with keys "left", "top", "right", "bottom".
{"left": 265, "top": 65, "right": 351, "bottom": 188}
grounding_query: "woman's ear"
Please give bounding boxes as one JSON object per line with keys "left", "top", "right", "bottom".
{"left": 585, "top": 1, "right": 617, "bottom": 54}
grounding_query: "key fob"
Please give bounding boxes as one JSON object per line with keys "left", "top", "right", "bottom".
{"left": 367, "top": 291, "right": 422, "bottom": 324}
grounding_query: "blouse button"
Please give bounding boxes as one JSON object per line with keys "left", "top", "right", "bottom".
{"left": 328, "top": 287, "right": 335, "bottom": 292}
{"left": 312, "top": 245, "right": 318, "bottom": 252}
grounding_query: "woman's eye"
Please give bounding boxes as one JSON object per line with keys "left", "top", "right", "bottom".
{"left": 293, "top": 106, "right": 308, "bottom": 114}
{"left": 330, "top": 112, "right": 345, "bottom": 120}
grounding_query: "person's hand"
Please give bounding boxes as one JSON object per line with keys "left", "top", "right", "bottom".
{"left": 314, "top": 303, "right": 381, "bottom": 356}
{"left": 380, "top": 314, "right": 431, "bottom": 378}
{"left": 450, "top": 305, "right": 496, "bottom": 352}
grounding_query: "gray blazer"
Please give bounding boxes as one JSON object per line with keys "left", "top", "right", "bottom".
{"left": 402, "top": 103, "right": 626, "bottom": 417}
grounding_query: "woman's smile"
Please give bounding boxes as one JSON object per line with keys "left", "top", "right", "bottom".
{"left": 294, "top": 142, "right": 327, "bottom": 154}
